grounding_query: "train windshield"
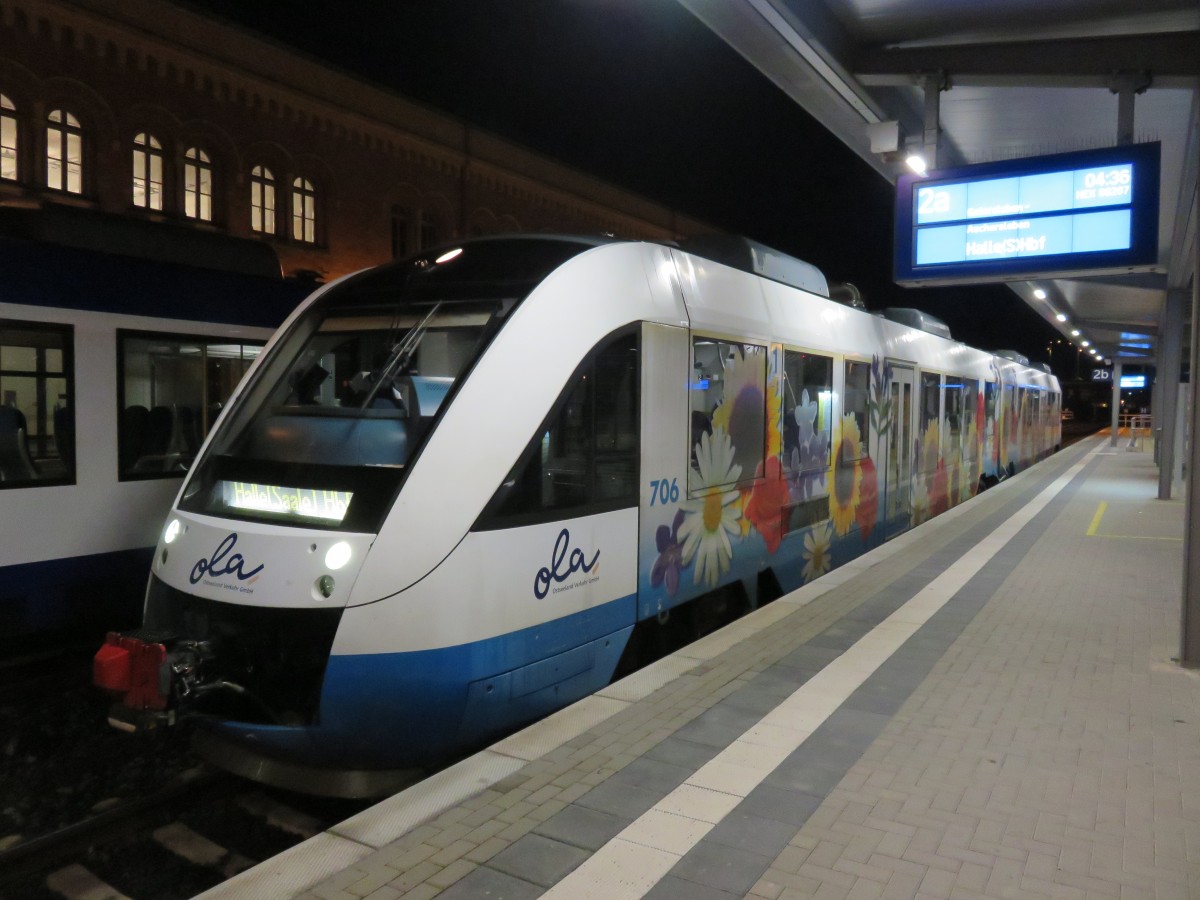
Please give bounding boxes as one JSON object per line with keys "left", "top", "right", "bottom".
{"left": 179, "top": 237, "right": 603, "bottom": 531}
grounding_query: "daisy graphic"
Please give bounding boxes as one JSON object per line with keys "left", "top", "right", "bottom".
{"left": 802, "top": 521, "right": 833, "bottom": 583}
{"left": 679, "top": 427, "right": 742, "bottom": 587}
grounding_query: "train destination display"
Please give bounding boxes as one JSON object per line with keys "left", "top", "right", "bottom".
{"left": 220, "top": 481, "right": 353, "bottom": 523}
{"left": 895, "top": 143, "right": 1160, "bottom": 285}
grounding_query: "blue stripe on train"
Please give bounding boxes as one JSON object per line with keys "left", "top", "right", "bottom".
{"left": 207, "top": 592, "right": 637, "bottom": 769}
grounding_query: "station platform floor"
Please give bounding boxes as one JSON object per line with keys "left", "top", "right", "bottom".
{"left": 204, "top": 431, "right": 1199, "bottom": 900}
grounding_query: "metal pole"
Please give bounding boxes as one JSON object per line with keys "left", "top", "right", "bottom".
{"left": 1158, "top": 290, "right": 1184, "bottom": 499}
{"left": 1182, "top": 159, "right": 1200, "bottom": 666}
{"left": 1110, "top": 362, "right": 1122, "bottom": 446}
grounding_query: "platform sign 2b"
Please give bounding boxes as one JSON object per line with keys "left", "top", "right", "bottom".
{"left": 1092, "top": 369, "right": 1111, "bottom": 382}
{"left": 895, "top": 143, "right": 1160, "bottom": 286}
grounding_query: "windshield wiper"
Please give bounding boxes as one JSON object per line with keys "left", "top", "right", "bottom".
{"left": 359, "top": 300, "right": 444, "bottom": 410}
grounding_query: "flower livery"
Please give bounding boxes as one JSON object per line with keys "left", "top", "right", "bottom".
{"left": 650, "top": 508, "right": 685, "bottom": 596}
{"left": 828, "top": 413, "right": 864, "bottom": 536}
{"left": 788, "top": 387, "right": 828, "bottom": 502}
{"left": 678, "top": 427, "right": 742, "bottom": 587}
{"left": 801, "top": 521, "right": 833, "bottom": 583}
{"left": 744, "top": 455, "right": 788, "bottom": 553}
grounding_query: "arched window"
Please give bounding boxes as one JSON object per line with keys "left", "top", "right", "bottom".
{"left": 46, "top": 109, "right": 83, "bottom": 194}
{"left": 291, "top": 176, "right": 316, "bottom": 243}
{"left": 1, "top": 95, "right": 17, "bottom": 182}
{"left": 390, "top": 204, "right": 409, "bottom": 259}
{"left": 132, "top": 132, "right": 164, "bottom": 210}
{"left": 250, "top": 165, "right": 275, "bottom": 234}
{"left": 418, "top": 209, "right": 437, "bottom": 250}
{"left": 184, "top": 147, "right": 213, "bottom": 221}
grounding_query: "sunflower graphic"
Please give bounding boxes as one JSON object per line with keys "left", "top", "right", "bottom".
{"left": 828, "top": 413, "right": 864, "bottom": 536}
{"left": 679, "top": 427, "right": 743, "bottom": 587}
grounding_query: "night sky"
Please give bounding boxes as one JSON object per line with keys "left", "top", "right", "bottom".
{"left": 179, "top": 0, "right": 1062, "bottom": 367}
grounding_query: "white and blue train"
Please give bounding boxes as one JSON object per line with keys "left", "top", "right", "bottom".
{"left": 94, "top": 234, "right": 1060, "bottom": 789}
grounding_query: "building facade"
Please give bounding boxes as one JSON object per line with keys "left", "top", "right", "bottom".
{"left": 0, "top": 0, "right": 707, "bottom": 281}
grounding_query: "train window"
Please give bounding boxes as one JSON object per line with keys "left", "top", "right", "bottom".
{"left": 944, "top": 378, "right": 963, "bottom": 456}
{"left": 480, "top": 328, "right": 639, "bottom": 525}
{"left": 0, "top": 319, "right": 73, "bottom": 487}
{"left": 842, "top": 360, "right": 870, "bottom": 462}
{"left": 918, "top": 371, "right": 941, "bottom": 480}
{"left": 781, "top": 349, "right": 832, "bottom": 478}
{"left": 118, "top": 332, "right": 263, "bottom": 479}
{"left": 960, "top": 377, "right": 979, "bottom": 462}
{"left": 1, "top": 95, "right": 16, "bottom": 181}
{"left": 689, "top": 338, "right": 765, "bottom": 492}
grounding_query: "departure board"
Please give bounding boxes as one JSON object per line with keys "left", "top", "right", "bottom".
{"left": 894, "top": 143, "right": 1160, "bottom": 285}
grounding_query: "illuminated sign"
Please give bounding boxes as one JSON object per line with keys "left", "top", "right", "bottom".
{"left": 1119, "top": 374, "right": 1147, "bottom": 389}
{"left": 895, "top": 143, "right": 1160, "bottom": 285}
{"left": 1092, "top": 369, "right": 1111, "bottom": 382}
{"left": 220, "top": 481, "right": 353, "bottom": 523}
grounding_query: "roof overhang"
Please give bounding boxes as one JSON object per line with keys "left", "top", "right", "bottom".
{"left": 677, "top": 0, "right": 1199, "bottom": 370}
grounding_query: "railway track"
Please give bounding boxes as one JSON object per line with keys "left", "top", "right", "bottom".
{"left": 0, "top": 766, "right": 370, "bottom": 900}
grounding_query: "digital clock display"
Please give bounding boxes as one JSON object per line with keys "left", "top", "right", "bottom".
{"left": 894, "top": 143, "right": 1160, "bottom": 285}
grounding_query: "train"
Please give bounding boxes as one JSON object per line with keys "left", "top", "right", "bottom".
{"left": 0, "top": 212, "right": 310, "bottom": 654}
{"left": 92, "top": 234, "right": 1060, "bottom": 792}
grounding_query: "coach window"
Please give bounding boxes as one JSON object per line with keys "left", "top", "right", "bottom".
{"left": 0, "top": 320, "right": 73, "bottom": 487}
{"left": 479, "top": 328, "right": 639, "bottom": 525}
{"left": 118, "top": 332, "right": 263, "bottom": 479}
{"left": 782, "top": 350, "right": 831, "bottom": 477}
{"left": 46, "top": 109, "right": 83, "bottom": 194}
{"left": 250, "top": 165, "right": 276, "bottom": 235}
{"left": 184, "top": 148, "right": 213, "bottom": 222}
{"left": 944, "top": 377, "right": 963, "bottom": 456}
{"left": 132, "top": 132, "right": 164, "bottom": 211}
{"left": 842, "top": 360, "right": 870, "bottom": 462}
{"left": 1, "top": 95, "right": 17, "bottom": 181}
{"left": 689, "top": 338, "right": 765, "bottom": 492}
{"left": 918, "top": 371, "right": 941, "bottom": 476}
{"left": 292, "top": 176, "right": 317, "bottom": 243}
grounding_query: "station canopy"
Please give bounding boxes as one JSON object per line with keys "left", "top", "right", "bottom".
{"left": 677, "top": 0, "right": 1199, "bottom": 369}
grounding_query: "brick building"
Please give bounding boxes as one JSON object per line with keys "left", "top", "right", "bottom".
{"left": 0, "top": 0, "right": 707, "bottom": 281}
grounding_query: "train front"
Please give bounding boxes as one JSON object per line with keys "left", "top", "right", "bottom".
{"left": 93, "top": 237, "right": 607, "bottom": 785}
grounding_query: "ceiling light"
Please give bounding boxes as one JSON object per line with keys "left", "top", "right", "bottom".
{"left": 1033, "top": 288, "right": 1047, "bottom": 300}
{"left": 1055, "top": 313, "right": 1068, "bottom": 322}
{"left": 905, "top": 154, "right": 927, "bottom": 175}
{"left": 1071, "top": 329, "right": 1081, "bottom": 337}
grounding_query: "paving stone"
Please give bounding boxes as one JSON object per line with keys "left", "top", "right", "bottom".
{"left": 486, "top": 833, "right": 589, "bottom": 888}
{"left": 532, "top": 802, "right": 628, "bottom": 851}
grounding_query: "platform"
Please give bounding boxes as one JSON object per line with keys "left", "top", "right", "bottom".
{"left": 202, "top": 433, "right": 1199, "bottom": 900}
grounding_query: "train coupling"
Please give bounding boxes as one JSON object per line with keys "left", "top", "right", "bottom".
{"left": 93, "top": 630, "right": 216, "bottom": 733}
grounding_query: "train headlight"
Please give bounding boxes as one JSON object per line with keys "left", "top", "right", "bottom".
{"left": 324, "top": 541, "right": 352, "bottom": 570}
{"left": 163, "top": 519, "right": 182, "bottom": 544}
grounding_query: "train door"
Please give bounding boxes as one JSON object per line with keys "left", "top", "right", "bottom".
{"left": 636, "top": 321, "right": 690, "bottom": 620}
{"left": 881, "top": 363, "right": 914, "bottom": 539}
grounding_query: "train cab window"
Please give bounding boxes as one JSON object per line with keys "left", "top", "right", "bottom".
{"left": 842, "top": 360, "right": 870, "bottom": 462}
{"left": 1, "top": 95, "right": 17, "bottom": 182}
{"left": 689, "top": 338, "right": 765, "bottom": 492}
{"left": 118, "top": 332, "right": 263, "bottom": 479}
{"left": 0, "top": 319, "right": 73, "bottom": 487}
{"left": 480, "top": 329, "right": 639, "bottom": 525}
